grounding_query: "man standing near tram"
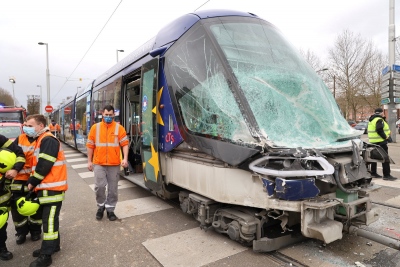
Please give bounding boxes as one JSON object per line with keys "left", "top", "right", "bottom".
{"left": 23, "top": 114, "right": 68, "bottom": 267}
{"left": 367, "top": 108, "right": 397, "bottom": 181}
{"left": 86, "top": 105, "right": 129, "bottom": 221}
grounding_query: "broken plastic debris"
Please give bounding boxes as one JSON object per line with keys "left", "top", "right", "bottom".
{"left": 366, "top": 242, "right": 372, "bottom": 246}
{"left": 355, "top": 262, "right": 366, "bottom": 267}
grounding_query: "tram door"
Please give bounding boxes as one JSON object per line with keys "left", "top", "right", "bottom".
{"left": 140, "top": 58, "right": 163, "bottom": 191}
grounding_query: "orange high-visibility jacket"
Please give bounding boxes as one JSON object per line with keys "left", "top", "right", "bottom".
{"left": 32, "top": 132, "right": 68, "bottom": 192}
{"left": 86, "top": 120, "right": 129, "bottom": 165}
{"left": 49, "top": 123, "right": 60, "bottom": 132}
{"left": 14, "top": 134, "right": 36, "bottom": 181}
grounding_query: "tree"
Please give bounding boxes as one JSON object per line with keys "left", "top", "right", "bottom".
{"left": 27, "top": 95, "right": 41, "bottom": 115}
{"left": 328, "top": 30, "right": 374, "bottom": 120}
{"left": 0, "top": 87, "right": 15, "bottom": 106}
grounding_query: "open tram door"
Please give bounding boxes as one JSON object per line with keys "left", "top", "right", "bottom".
{"left": 140, "top": 58, "right": 163, "bottom": 191}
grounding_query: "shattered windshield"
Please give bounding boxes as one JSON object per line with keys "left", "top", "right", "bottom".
{"left": 208, "top": 18, "right": 357, "bottom": 148}
{"left": 164, "top": 17, "right": 357, "bottom": 149}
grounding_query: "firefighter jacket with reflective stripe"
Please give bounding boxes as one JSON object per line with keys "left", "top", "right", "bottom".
{"left": 49, "top": 123, "right": 60, "bottom": 133}
{"left": 31, "top": 132, "right": 68, "bottom": 192}
{"left": 14, "top": 134, "right": 36, "bottom": 181}
{"left": 368, "top": 117, "right": 390, "bottom": 143}
{"left": 86, "top": 120, "right": 129, "bottom": 166}
{"left": 0, "top": 134, "right": 26, "bottom": 173}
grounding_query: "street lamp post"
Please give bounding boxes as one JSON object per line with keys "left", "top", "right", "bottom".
{"left": 77, "top": 86, "right": 81, "bottom": 94}
{"left": 116, "top": 49, "right": 124, "bottom": 63}
{"left": 9, "top": 78, "right": 16, "bottom": 107}
{"left": 37, "top": 85, "right": 42, "bottom": 114}
{"left": 38, "top": 42, "right": 51, "bottom": 106}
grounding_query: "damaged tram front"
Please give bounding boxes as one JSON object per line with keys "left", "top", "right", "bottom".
{"left": 157, "top": 11, "right": 385, "bottom": 252}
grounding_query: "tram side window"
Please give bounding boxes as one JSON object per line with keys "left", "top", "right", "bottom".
{"left": 164, "top": 24, "right": 254, "bottom": 143}
{"left": 93, "top": 79, "right": 122, "bottom": 123}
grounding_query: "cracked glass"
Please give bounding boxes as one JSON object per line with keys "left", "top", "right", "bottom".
{"left": 165, "top": 17, "right": 357, "bottom": 149}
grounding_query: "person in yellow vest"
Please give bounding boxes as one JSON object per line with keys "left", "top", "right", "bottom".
{"left": 367, "top": 108, "right": 397, "bottom": 181}
{"left": 9, "top": 120, "right": 42, "bottom": 246}
{"left": 24, "top": 115, "right": 68, "bottom": 267}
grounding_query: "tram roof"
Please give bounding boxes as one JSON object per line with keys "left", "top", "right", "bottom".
{"left": 93, "top": 9, "right": 259, "bottom": 87}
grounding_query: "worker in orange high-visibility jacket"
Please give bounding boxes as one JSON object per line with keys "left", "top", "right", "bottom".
{"left": 25, "top": 114, "right": 68, "bottom": 267}
{"left": 48, "top": 120, "right": 60, "bottom": 137}
{"left": 10, "top": 121, "right": 43, "bottom": 246}
{"left": 86, "top": 105, "right": 129, "bottom": 222}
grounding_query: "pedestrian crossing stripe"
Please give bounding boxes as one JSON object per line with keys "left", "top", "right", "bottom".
{"left": 143, "top": 228, "right": 248, "bottom": 267}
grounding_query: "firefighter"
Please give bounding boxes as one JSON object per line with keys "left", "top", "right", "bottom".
{"left": 23, "top": 115, "right": 68, "bottom": 267}
{"left": 86, "top": 105, "right": 129, "bottom": 221}
{"left": 9, "top": 120, "right": 43, "bottom": 245}
{"left": 0, "top": 134, "right": 26, "bottom": 261}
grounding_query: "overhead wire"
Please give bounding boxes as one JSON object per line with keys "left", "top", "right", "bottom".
{"left": 194, "top": 0, "right": 211, "bottom": 12}
{"left": 51, "top": 0, "right": 123, "bottom": 103}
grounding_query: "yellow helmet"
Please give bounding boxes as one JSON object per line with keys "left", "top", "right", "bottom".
{"left": 16, "top": 193, "right": 40, "bottom": 216}
{"left": 0, "top": 148, "right": 17, "bottom": 173}
{"left": 0, "top": 207, "right": 8, "bottom": 228}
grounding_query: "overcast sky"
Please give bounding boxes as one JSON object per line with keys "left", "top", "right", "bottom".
{"left": 0, "top": 0, "right": 391, "bottom": 110}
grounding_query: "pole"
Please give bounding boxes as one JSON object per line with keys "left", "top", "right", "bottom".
{"left": 45, "top": 44, "right": 50, "bottom": 106}
{"left": 116, "top": 50, "right": 118, "bottom": 63}
{"left": 389, "top": 0, "right": 397, "bottom": 142}
{"left": 12, "top": 83, "right": 15, "bottom": 106}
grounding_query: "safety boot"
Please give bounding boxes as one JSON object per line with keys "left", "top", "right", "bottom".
{"left": 0, "top": 247, "right": 13, "bottom": 261}
{"left": 16, "top": 234, "right": 26, "bottom": 245}
{"left": 29, "top": 254, "right": 52, "bottom": 267}
{"left": 96, "top": 206, "right": 105, "bottom": 220}
{"left": 107, "top": 211, "right": 117, "bottom": 221}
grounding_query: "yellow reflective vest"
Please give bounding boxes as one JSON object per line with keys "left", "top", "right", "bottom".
{"left": 368, "top": 117, "right": 390, "bottom": 143}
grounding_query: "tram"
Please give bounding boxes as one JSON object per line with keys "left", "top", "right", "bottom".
{"left": 52, "top": 9, "right": 385, "bottom": 251}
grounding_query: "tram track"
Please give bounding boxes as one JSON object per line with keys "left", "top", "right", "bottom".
{"left": 266, "top": 251, "right": 310, "bottom": 267}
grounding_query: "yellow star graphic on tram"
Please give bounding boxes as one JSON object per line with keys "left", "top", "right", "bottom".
{"left": 152, "top": 86, "right": 164, "bottom": 126}
{"left": 147, "top": 143, "right": 159, "bottom": 181}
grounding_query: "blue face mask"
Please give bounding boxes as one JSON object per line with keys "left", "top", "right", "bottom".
{"left": 23, "top": 126, "right": 37, "bottom": 137}
{"left": 104, "top": 117, "right": 113, "bottom": 124}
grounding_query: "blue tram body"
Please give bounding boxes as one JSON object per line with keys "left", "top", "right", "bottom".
{"left": 52, "top": 9, "right": 386, "bottom": 251}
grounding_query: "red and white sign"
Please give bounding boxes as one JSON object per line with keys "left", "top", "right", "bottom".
{"left": 64, "top": 107, "right": 72, "bottom": 114}
{"left": 44, "top": 105, "right": 53, "bottom": 113}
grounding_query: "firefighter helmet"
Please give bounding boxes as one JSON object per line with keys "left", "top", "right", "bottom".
{"left": 16, "top": 193, "right": 40, "bottom": 216}
{"left": 0, "top": 148, "right": 17, "bottom": 173}
{"left": 0, "top": 207, "right": 8, "bottom": 228}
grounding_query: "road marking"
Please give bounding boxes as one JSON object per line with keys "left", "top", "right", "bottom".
{"left": 64, "top": 153, "right": 83, "bottom": 158}
{"left": 78, "top": 171, "right": 94, "bottom": 179}
{"left": 385, "top": 194, "right": 400, "bottom": 205}
{"left": 63, "top": 150, "right": 76, "bottom": 154}
{"left": 71, "top": 163, "right": 88, "bottom": 169}
{"left": 113, "top": 196, "right": 173, "bottom": 219}
{"left": 143, "top": 228, "right": 248, "bottom": 267}
{"left": 66, "top": 158, "right": 87, "bottom": 163}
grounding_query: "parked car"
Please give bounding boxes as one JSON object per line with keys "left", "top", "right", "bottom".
{"left": 0, "top": 122, "right": 23, "bottom": 141}
{"left": 347, "top": 120, "right": 357, "bottom": 127}
{"left": 354, "top": 121, "right": 368, "bottom": 134}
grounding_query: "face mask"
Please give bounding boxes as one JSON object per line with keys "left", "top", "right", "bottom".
{"left": 23, "top": 126, "right": 37, "bottom": 137}
{"left": 104, "top": 117, "right": 113, "bottom": 124}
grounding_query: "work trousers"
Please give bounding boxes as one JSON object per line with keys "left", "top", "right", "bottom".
{"left": 36, "top": 201, "right": 62, "bottom": 255}
{"left": 93, "top": 165, "right": 120, "bottom": 212}
{"left": 11, "top": 181, "right": 42, "bottom": 236}
{"left": 10, "top": 193, "right": 42, "bottom": 237}
{"left": 370, "top": 142, "right": 391, "bottom": 176}
{"left": 0, "top": 222, "right": 7, "bottom": 249}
